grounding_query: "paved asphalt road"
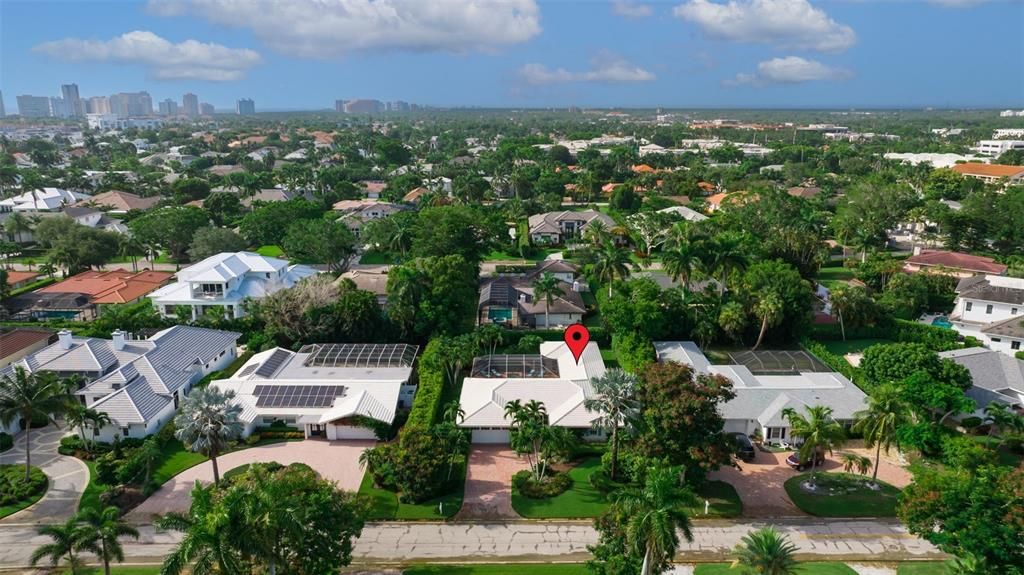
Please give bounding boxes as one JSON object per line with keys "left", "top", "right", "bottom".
{"left": 0, "top": 518, "right": 942, "bottom": 568}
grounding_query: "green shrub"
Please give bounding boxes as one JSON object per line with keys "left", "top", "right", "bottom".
{"left": 0, "top": 465, "right": 47, "bottom": 506}
{"left": 941, "top": 435, "right": 997, "bottom": 469}
{"left": 0, "top": 433, "right": 14, "bottom": 452}
{"left": 156, "top": 420, "right": 178, "bottom": 445}
{"left": 512, "top": 469, "right": 572, "bottom": 499}
{"left": 612, "top": 332, "right": 655, "bottom": 373}
{"left": 406, "top": 338, "right": 447, "bottom": 428}
{"left": 802, "top": 338, "right": 866, "bottom": 388}
{"left": 514, "top": 334, "right": 545, "bottom": 353}
{"left": 58, "top": 435, "right": 87, "bottom": 455}
{"left": 1017, "top": 350, "right": 1024, "bottom": 361}
{"left": 94, "top": 452, "right": 122, "bottom": 485}
{"left": 255, "top": 430, "right": 305, "bottom": 440}
{"left": 961, "top": 416, "right": 983, "bottom": 430}
{"left": 244, "top": 433, "right": 262, "bottom": 445}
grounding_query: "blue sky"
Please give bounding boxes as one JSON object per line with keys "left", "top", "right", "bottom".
{"left": 1, "top": 0, "right": 1022, "bottom": 111}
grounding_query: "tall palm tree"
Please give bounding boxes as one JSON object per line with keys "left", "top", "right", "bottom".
{"left": 592, "top": 240, "right": 632, "bottom": 297}
{"left": 157, "top": 484, "right": 245, "bottom": 575}
{"left": 613, "top": 466, "right": 695, "bottom": 575}
{"left": 0, "top": 367, "right": 69, "bottom": 480}
{"left": 852, "top": 383, "right": 912, "bottom": 484}
{"left": 4, "top": 212, "right": 32, "bottom": 244}
{"left": 703, "top": 232, "right": 749, "bottom": 295}
{"left": 583, "top": 369, "right": 639, "bottom": 481}
{"left": 662, "top": 239, "right": 699, "bottom": 293}
{"left": 730, "top": 526, "right": 800, "bottom": 575}
{"left": 532, "top": 272, "right": 563, "bottom": 329}
{"left": 30, "top": 517, "right": 89, "bottom": 575}
{"left": 783, "top": 405, "right": 846, "bottom": 486}
{"left": 752, "top": 292, "right": 784, "bottom": 350}
{"left": 118, "top": 234, "right": 145, "bottom": 273}
{"left": 77, "top": 506, "right": 140, "bottom": 575}
{"left": 173, "top": 387, "right": 243, "bottom": 485}
{"left": 0, "top": 162, "right": 18, "bottom": 197}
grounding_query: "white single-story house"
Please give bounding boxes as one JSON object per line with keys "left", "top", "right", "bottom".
{"left": 654, "top": 342, "right": 867, "bottom": 445}
{"left": 148, "top": 251, "right": 319, "bottom": 320}
{"left": 458, "top": 340, "right": 607, "bottom": 443}
{"left": 2, "top": 326, "right": 240, "bottom": 442}
{"left": 212, "top": 343, "right": 420, "bottom": 440}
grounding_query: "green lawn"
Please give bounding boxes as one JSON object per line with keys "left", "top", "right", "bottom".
{"left": 897, "top": 562, "right": 951, "bottom": 574}
{"left": 784, "top": 473, "right": 901, "bottom": 517}
{"left": 0, "top": 465, "right": 48, "bottom": 519}
{"left": 151, "top": 439, "right": 209, "bottom": 487}
{"left": 695, "top": 562, "right": 857, "bottom": 574}
{"left": 78, "top": 460, "right": 105, "bottom": 513}
{"left": 255, "top": 244, "right": 284, "bottom": 258}
{"left": 483, "top": 248, "right": 561, "bottom": 262}
{"left": 599, "top": 348, "right": 620, "bottom": 369}
{"left": 814, "top": 266, "right": 856, "bottom": 290}
{"left": 359, "top": 250, "right": 397, "bottom": 265}
{"left": 512, "top": 457, "right": 608, "bottom": 519}
{"left": 821, "top": 338, "right": 895, "bottom": 356}
{"left": 691, "top": 480, "right": 743, "bottom": 518}
{"left": 404, "top": 565, "right": 588, "bottom": 575}
{"left": 358, "top": 460, "right": 467, "bottom": 520}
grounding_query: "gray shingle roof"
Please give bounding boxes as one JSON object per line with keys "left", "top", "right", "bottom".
{"left": 939, "top": 348, "right": 1024, "bottom": 409}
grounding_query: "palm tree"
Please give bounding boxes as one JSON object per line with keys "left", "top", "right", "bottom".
{"left": 613, "top": 466, "right": 695, "bottom": 575}
{"left": 39, "top": 261, "right": 57, "bottom": 279}
{"left": 77, "top": 506, "right": 140, "bottom": 575}
{"left": 157, "top": 484, "right": 245, "bottom": 575}
{"left": 0, "top": 162, "right": 18, "bottom": 196}
{"left": 662, "top": 239, "right": 699, "bottom": 293}
{"left": 782, "top": 405, "right": 846, "bottom": 486}
{"left": 752, "top": 292, "right": 784, "bottom": 350}
{"left": 704, "top": 232, "right": 749, "bottom": 295}
{"left": 592, "top": 240, "right": 631, "bottom": 297}
{"left": 730, "top": 526, "right": 799, "bottom": 575}
{"left": 442, "top": 399, "right": 466, "bottom": 425}
{"left": 4, "top": 212, "right": 32, "bottom": 244}
{"left": 173, "top": 387, "right": 243, "bottom": 485}
{"left": 852, "top": 383, "right": 911, "bottom": 485}
{"left": 118, "top": 234, "right": 145, "bottom": 273}
{"left": 532, "top": 272, "right": 563, "bottom": 329}
{"left": 583, "top": 369, "right": 639, "bottom": 481}
{"left": 0, "top": 367, "right": 69, "bottom": 480}
{"left": 473, "top": 324, "right": 504, "bottom": 356}
{"left": 30, "top": 517, "right": 89, "bottom": 575}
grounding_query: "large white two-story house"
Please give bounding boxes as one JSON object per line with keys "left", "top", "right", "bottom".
{"left": 527, "top": 210, "right": 616, "bottom": 245}
{"left": 148, "top": 252, "right": 319, "bottom": 320}
{"left": 950, "top": 275, "right": 1024, "bottom": 356}
{"left": 1, "top": 326, "right": 240, "bottom": 441}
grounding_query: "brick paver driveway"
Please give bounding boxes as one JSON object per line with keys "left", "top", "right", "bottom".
{"left": 127, "top": 439, "right": 372, "bottom": 522}
{"left": 710, "top": 443, "right": 911, "bottom": 517}
{"left": 456, "top": 446, "right": 529, "bottom": 520}
{"left": 0, "top": 425, "right": 89, "bottom": 525}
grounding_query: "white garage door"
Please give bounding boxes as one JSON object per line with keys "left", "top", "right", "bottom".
{"left": 723, "top": 419, "right": 750, "bottom": 434}
{"left": 471, "top": 429, "right": 511, "bottom": 444}
{"left": 333, "top": 425, "right": 377, "bottom": 440}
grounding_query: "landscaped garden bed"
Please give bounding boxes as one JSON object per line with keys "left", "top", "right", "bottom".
{"left": 784, "top": 472, "right": 900, "bottom": 517}
{"left": 0, "top": 464, "right": 48, "bottom": 519}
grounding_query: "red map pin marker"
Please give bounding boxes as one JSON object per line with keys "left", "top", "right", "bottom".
{"left": 564, "top": 324, "right": 590, "bottom": 365}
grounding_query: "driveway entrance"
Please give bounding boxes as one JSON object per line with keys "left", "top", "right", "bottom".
{"left": 456, "top": 445, "right": 529, "bottom": 519}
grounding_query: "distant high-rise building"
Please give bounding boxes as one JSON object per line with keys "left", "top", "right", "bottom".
{"left": 342, "top": 99, "right": 384, "bottom": 114}
{"left": 236, "top": 98, "right": 256, "bottom": 115}
{"left": 334, "top": 100, "right": 346, "bottom": 113}
{"left": 109, "top": 92, "right": 152, "bottom": 117}
{"left": 158, "top": 98, "right": 179, "bottom": 116}
{"left": 60, "top": 83, "right": 83, "bottom": 117}
{"left": 0, "top": 91, "right": 6, "bottom": 117}
{"left": 16, "top": 95, "right": 51, "bottom": 117}
{"left": 86, "top": 96, "right": 110, "bottom": 115}
{"left": 49, "top": 97, "right": 72, "bottom": 119}
{"left": 182, "top": 93, "right": 199, "bottom": 117}
{"left": 200, "top": 103, "right": 215, "bottom": 115}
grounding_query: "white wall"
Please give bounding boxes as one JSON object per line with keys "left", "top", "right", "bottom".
{"left": 957, "top": 298, "right": 1020, "bottom": 324}
{"left": 533, "top": 313, "right": 582, "bottom": 328}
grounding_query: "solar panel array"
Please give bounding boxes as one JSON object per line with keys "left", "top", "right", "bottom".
{"left": 235, "top": 363, "right": 259, "bottom": 378}
{"left": 298, "top": 343, "right": 419, "bottom": 368}
{"left": 253, "top": 385, "right": 346, "bottom": 408}
{"left": 255, "top": 349, "right": 291, "bottom": 378}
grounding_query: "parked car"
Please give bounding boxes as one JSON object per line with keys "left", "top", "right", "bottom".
{"left": 785, "top": 449, "right": 825, "bottom": 471}
{"left": 729, "top": 432, "right": 756, "bottom": 462}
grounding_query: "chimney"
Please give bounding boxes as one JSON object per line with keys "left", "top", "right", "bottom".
{"left": 112, "top": 330, "right": 126, "bottom": 351}
{"left": 58, "top": 330, "right": 73, "bottom": 350}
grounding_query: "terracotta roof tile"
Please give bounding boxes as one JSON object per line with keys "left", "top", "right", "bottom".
{"left": 38, "top": 269, "right": 173, "bottom": 304}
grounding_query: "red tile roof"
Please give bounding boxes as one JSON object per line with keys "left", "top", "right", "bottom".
{"left": 3, "top": 270, "right": 40, "bottom": 286}
{"left": 38, "top": 269, "right": 173, "bottom": 304}
{"left": 0, "top": 328, "right": 55, "bottom": 358}
{"left": 905, "top": 251, "right": 1008, "bottom": 275}
{"left": 951, "top": 163, "right": 1024, "bottom": 178}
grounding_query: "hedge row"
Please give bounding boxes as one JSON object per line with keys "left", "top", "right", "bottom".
{"left": 807, "top": 318, "right": 962, "bottom": 352}
{"left": 7, "top": 276, "right": 57, "bottom": 298}
{"left": 499, "top": 326, "right": 610, "bottom": 348}
{"left": 405, "top": 338, "right": 446, "bottom": 429}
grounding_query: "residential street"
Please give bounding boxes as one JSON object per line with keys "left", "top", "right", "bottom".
{"left": 0, "top": 518, "right": 942, "bottom": 568}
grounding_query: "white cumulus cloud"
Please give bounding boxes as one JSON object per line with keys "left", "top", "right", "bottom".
{"left": 725, "top": 56, "right": 852, "bottom": 86}
{"left": 519, "top": 52, "right": 656, "bottom": 85}
{"left": 674, "top": 0, "right": 856, "bottom": 53}
{"left": 33, "top": 31, "right": 261, "bottom": 81}
{"left": 612, "top": 0, "right": 653, "bottom": 18}
{"left": 147, "top": 0, "right": 542, "bottom": 58}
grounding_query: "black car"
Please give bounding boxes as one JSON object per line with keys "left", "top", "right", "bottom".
{"left": 730, "top": 433, "right": 756, "bottom": 462}
{"left": 785, "top": 449, "right": 825, "bottom": 471}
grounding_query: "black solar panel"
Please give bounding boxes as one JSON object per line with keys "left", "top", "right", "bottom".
{"left": 298, "top": 343, "right": 419, "bottom": 368}
{"left": 255, "top": 349, "right": 290, "bottom": 378}
{"left": 236, "top": 364, "right": 260, "bottom": 378}
{"left": 253, "top": 385, "right": 346, "bottom": 408}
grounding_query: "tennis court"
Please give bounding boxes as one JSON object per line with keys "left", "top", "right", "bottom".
{"left": 722, "top": 349, "right": 830, "bottom": 374}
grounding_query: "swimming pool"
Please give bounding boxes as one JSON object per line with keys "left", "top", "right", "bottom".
{"left": 931, "top": 317, "right": 953, "bottom": 329}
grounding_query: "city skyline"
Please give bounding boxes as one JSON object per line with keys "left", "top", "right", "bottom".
{"left": 1, "top": 0, "right": 1022, "bottom": 111}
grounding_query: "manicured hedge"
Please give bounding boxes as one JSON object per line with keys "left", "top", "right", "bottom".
{"left": 0, "top": 433, "right": 12, "bottom": 453}
{"left": 7, "top": 277, "right": 57, "bottom": 298}
{"left": 406, "top": 338, "right": 446, "bottom": 428}
{"left": 499, "top": 326, "right": 610, "bottom": 348}
{"left": 0, "top": 465, "right": 47, "bottom": 506}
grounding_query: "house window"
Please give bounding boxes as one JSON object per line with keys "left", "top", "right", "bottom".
{"left": 1013, "top": 308, "right": 1018, "bottom": 315}
{"left": 92, "top": 427, "right": 99, "bottom": 437}
{"left": 200, "top": 283, "right": 223, "bottom": 296}
{"left": 121, "top": 427, "right": 130, "bottom": 437}
{"left": 986, "top": 304, "right": 993, "bottom": 314}
{"left": 767, "top": 427, "right": 786, "bottom": 440}
{"left": 966, "top": 302, "right": 973, "bottom": 311}
{"left": 1012, "top": 341, "right": 1021, "bottom": 350}
{"left": 991, "top": 338, "right": 1002, "bottom": 343}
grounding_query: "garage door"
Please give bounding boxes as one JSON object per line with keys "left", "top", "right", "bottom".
{"left": 333, "top": 425, "right": 378, "bottom": 440}
{"left": 471, "top": 429, "right": 511, "bottom": 444}
{"left": 723, "top": 419, "right": 750, "bottom": 434}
